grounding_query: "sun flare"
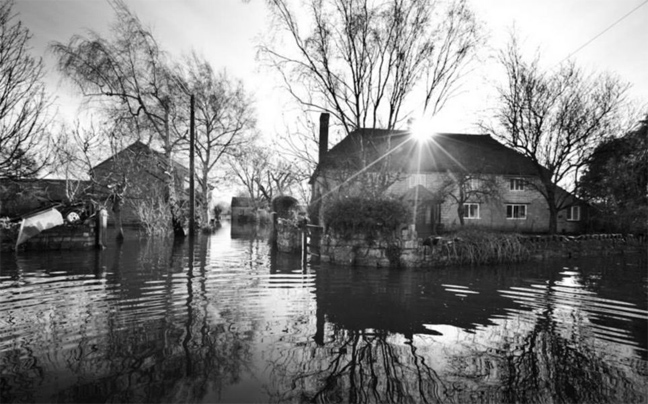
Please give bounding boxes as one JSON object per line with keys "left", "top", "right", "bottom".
{"left": 409, "top": 117, "right": 436, "bottom": 142}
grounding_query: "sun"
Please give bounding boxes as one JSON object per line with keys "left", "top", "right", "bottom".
{"left": 409, "top": 117, "right": 436, "bottom": 142}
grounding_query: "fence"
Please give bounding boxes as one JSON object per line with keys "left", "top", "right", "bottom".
{"left": 302, "top": 222, "right": 323, "bottom": 263}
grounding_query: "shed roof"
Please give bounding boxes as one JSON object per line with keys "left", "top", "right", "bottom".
{"left": 320, "top": 130, "right": 542, "bottom": 176}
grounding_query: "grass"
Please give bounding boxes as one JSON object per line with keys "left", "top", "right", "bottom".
{"left": 438, "top": 228, "right": 530, "bottom": 265}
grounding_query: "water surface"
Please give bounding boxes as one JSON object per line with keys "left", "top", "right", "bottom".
{"left": 1, "top": 221, "right": 646, "bottom": 403}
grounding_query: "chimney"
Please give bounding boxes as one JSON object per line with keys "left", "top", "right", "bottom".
{"left": 318, "top": 113, "right": 329, "bottom": 164}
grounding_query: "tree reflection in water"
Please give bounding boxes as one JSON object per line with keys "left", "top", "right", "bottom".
{"left": 503, "top": 276, "right": 646, "bottom": 404}
{"left": 0, "top": 231, "right": 258, "bottom": 403}
{"left": 265, "top": 260, "right": 647, "bottom": 404}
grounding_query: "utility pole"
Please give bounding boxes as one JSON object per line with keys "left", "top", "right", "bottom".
{"left": 189, "top": 94, "right": 196, "bottom": 237}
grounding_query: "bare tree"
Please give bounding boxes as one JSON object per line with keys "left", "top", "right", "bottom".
{"left": 260, "top": 0, "right": 481, "bottom": 134}
{"left": 51, "top": 0, "right": 187, "bottom": 231}
{"left": 228, "top": 144, "right": 298, "bottom": 207}
{"left": 483, "top": 36, "right": 628, "bottom": 233}
{"left": 0, "top": 0, "right": 52, "bottom": 179}
{"left": 50, "top": 120, "right": 109, "bottom": 202}
{"left": 273, "top": 112, "right": 347, "bottom": 203}
{"left": 437, "top": 171, "right": 500, "bottom": 227}
{"left": 177, "top": 53, "right": 256, "bottom": 221}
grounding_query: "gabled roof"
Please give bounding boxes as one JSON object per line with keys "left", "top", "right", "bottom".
{"left": 320, "top": 130, "right": 542, "bottom": 176}
{"left": 93, "top": 141, "right": 189, "bottom": 175}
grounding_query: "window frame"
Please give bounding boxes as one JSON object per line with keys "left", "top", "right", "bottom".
{"left": 465, "top": 178, "right": 482, "bottom": 191}
{"left": 506, "top": 204, "right": 527, "bottom": 220}
{"left": 463, "top": 203, "right": 480, "bottom": 219}
{"left": 509, "top": 178, "right": 525, "bottom": 191}
{"left": 566, "top": 206, "right": 581, "bottom": 221}
{"left": 408, "top": 173, "right": 425, "bottom": 187}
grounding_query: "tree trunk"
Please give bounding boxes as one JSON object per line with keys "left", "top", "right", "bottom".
{"left": 164, "top": 107, "right": 183, "bottom": 236}
{"left": 545, "top": 183, "right": 559, "bottom": 234}
{"left": 457, "top": 206, "right": 465, "bottom": 227}
{"left": 548, "top": 205, "right": 558, "bottom": 234}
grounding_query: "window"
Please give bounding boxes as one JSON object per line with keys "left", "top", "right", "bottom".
{"left": 409, "top": 174, "right": 425, "bottom": 187}
{"left": 566, "top": 206, "right": 581, "bottom": 221}
{"left": 506, "top": 204, "right": 527, "bottom": 219}
{"left": 463, "top": 203, "right": 480, "bottom": 219}
{"left": 465, "top": 178, "right": 482, "bottom": 191}
{"left": 510, "top": 178, "right": 525, "bottom": 191}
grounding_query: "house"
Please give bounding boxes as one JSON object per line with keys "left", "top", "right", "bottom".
{"left": 310, "top": 118, "right": 588, "bottom": 237}
{"left": 92, "top": 141, "right": 189, "bottom": 225}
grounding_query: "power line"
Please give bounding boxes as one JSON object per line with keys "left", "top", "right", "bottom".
{"left": 556, "top": 0, "right": 648, "bottom": 66}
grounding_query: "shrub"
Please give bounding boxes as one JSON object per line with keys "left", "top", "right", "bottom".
{"left": 322, "top": 196, "right": 409, "bottom": 240}
{"left": 272, "top": 195, "right": 299, "bottom": 219}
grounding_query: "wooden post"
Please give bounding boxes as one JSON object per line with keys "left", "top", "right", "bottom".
{"left": 301, "top": 218, "right": 308, "bottom": 265}
{"left": 96, "top": 208, "right": 107, "bottom": 249}
{"left": 189, "top": 94, "right": 196, "bottom": 237}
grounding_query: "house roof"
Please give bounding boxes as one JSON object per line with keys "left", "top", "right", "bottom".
{"left": 319, "top": 130, "right": 542, "bottom": 176}
{"left": 93, "top": 140, "right": 189, "bottom": 175}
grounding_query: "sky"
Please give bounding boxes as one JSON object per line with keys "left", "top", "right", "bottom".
{"left": 12, "top": 0, "right": 648, "bottom": 137}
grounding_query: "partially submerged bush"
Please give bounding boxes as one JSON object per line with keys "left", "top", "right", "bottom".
{"left": 322, "top": 196, "right": 409, "bottom": 240}
{"left": 272, "top": 195, "right": 299, "bottom": 219}
{"left": 135, "top": 196, "right": 172, "bottom": 236}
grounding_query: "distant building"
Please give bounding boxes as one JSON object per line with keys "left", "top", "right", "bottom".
{"left": 92, "top": 141, "right": 189, "bottom": 225}
{"left": 230, "top": 197, "right": 255, "bottom": 221}
{"left": 311, "top": 123, "right": 588, "bottom": 236}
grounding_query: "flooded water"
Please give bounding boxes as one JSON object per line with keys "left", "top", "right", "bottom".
{"left": 1, "top": 221, "right": 646, "bottom": 403}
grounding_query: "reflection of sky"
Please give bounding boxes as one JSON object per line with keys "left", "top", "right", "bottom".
{"left": 203, "top": 222, "right": 320, "bottom": 399}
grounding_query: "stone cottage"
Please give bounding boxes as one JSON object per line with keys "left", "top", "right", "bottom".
{"left": 310, "top": 115, "right": 587, "bottom": 236}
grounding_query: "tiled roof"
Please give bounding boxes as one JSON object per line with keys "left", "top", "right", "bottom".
{"left": 320, "top": 130, "right": 542, "bottom": 176}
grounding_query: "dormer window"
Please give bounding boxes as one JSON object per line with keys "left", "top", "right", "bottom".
{"left": 510, "top": 178, "right": 525, "bottom": 191}
{"left": 466, "top": 178, "right": 482, "bottom": 191}
{"left": 409, "top": 174, "right": 425, "bottom": 187}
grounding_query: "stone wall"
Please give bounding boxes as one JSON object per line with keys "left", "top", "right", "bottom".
{"left": 275, "top": 219, "right": 302, "bottom": 254}
{"left": 318, "top": 231, "right": 645, "bottom": 268}
{"left": 320, "top": 231, "right": 425, "bottom": 267}
{"left": 520, "top": 233, "right": 644, "bottom": 260}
